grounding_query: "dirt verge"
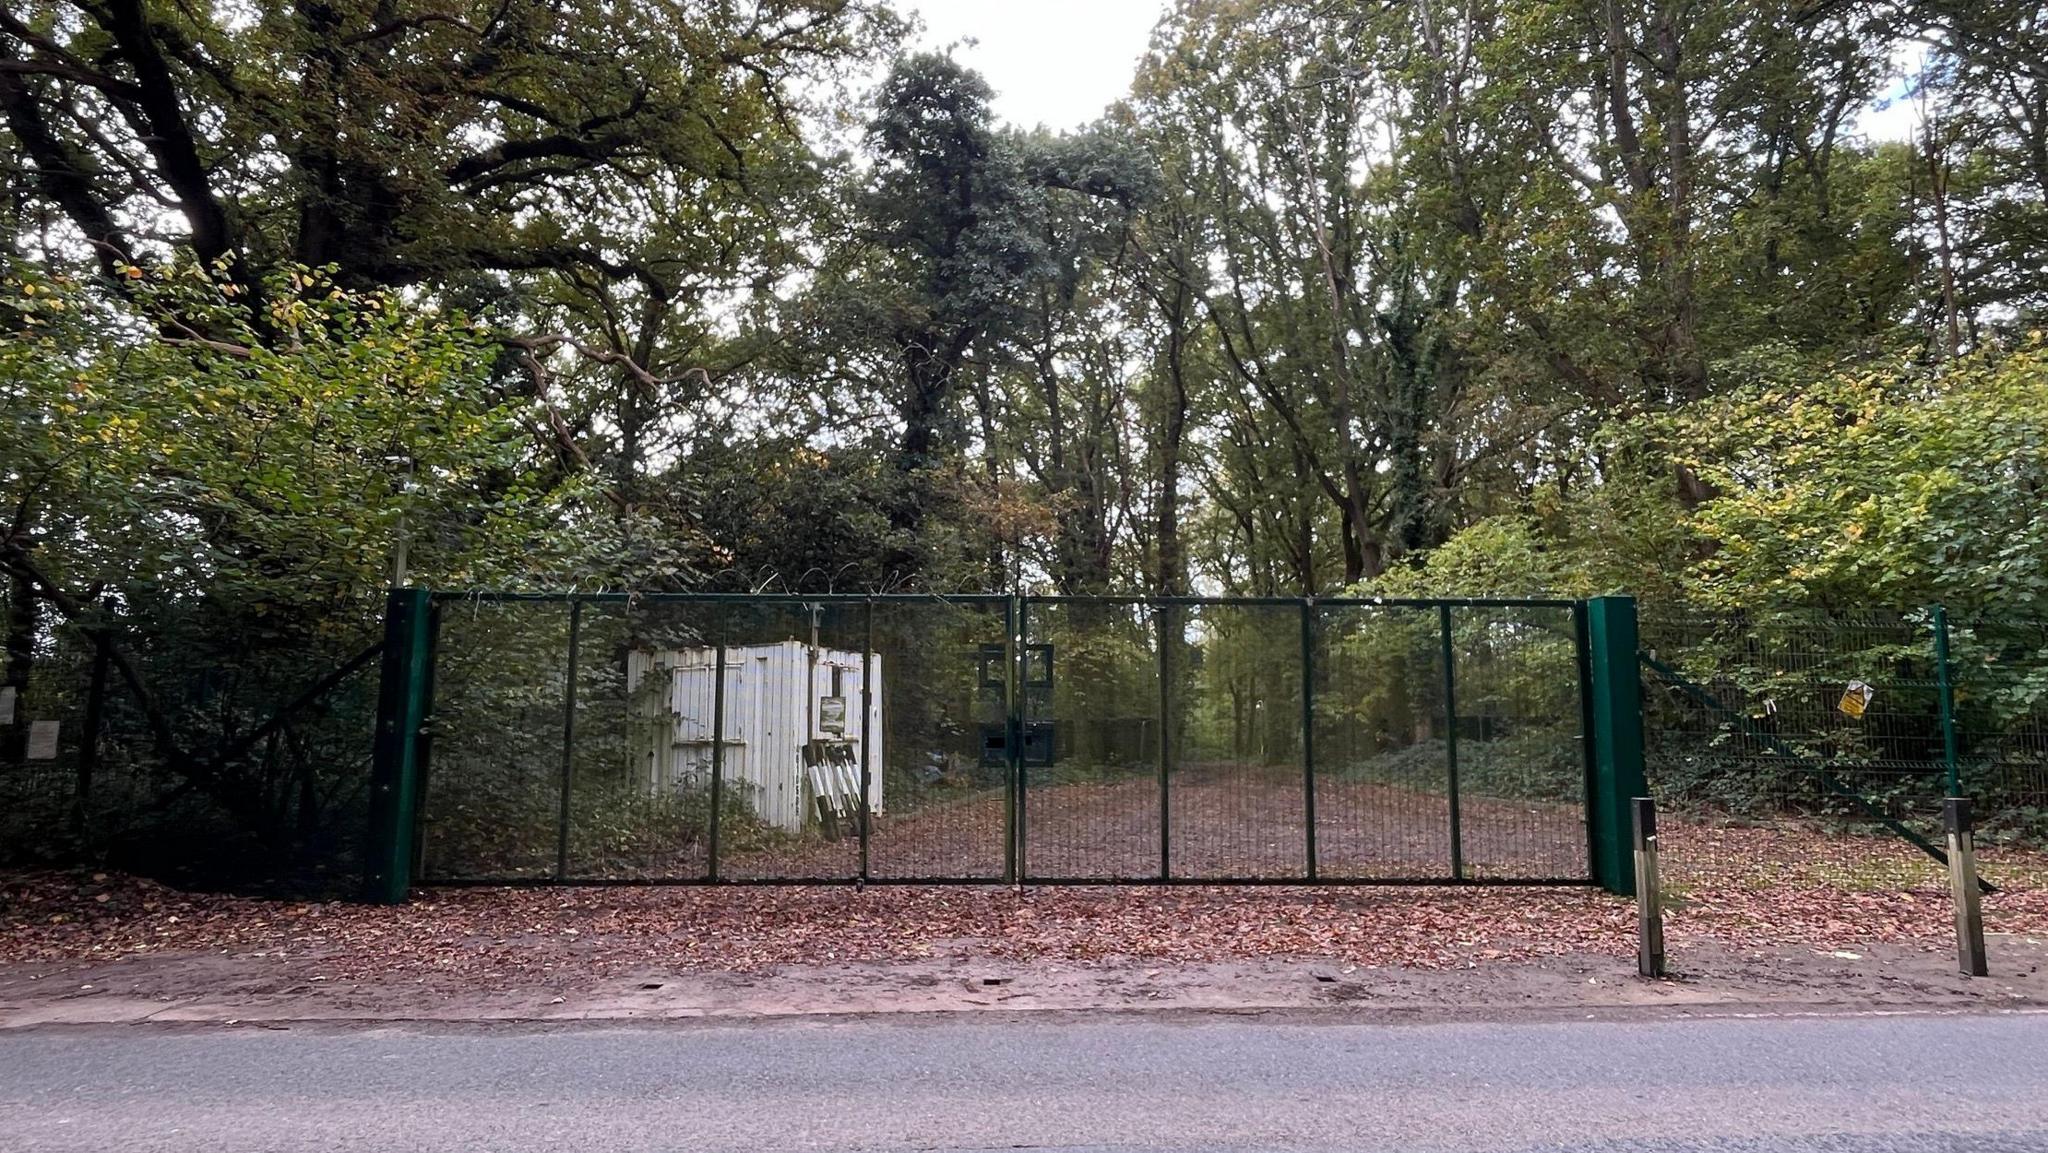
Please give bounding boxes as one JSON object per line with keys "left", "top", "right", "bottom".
{"left": 2, "top": 939, "right": 2042, "bottom": 1029}
{"left": 3, "top": 857, "right": 2045, "bottom": 1029}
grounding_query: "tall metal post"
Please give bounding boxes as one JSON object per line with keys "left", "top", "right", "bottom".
{"left": 1585, "top": 595, "right": 1648, "bottom": 896}
{"left": 1157, "top": 602, "right": 1173, "bottom": 881}
{"left": 1573, "top": 602, "right": 1599, "bottom": 881}
{"left": 859, "top": 598, "right": 874, "bottom": 884}
{"left": 1934, "top": 605, "right": 1961, "bottom": 798}
{"left": 1300, "top": 598, "right": 1318, "bottom": 881}
{"left": 708, "top": 628, "right": 727, "bottom": 882}
{"left": 1007, "top": 596, "right": 1023, "bottom": 884}
{"left": 364, "top": 587, "right": 432, "bottom": 904}
{"left": 411, "top": 602, "right": 441, "bottom": 880}
{"left": 1439, "top": 603, "right": 1464, "bottom": 881}
{"left": 555, "top": 598, "right": 582, "bottom": 881}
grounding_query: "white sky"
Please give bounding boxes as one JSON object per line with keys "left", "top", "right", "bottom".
{"left": 1855, "top": 43, "right": 1931, "bottom": 145}
{"left": 905, "top": 0, "right": 1169, "bottom": 131}
{"left": 902, "top": 2, "right": 1920, "bottom": 143}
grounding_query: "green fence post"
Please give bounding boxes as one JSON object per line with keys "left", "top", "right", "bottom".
{"left": 411, "top": 601, "right": 441, "bottom": 882}
{"left": 1934, "top": 604, "right": 1960, "bottom": 798}
{"left": 555, "top": 597, "right": 582, "bottom": 881}
{"left": 1300, "top": 598, "right": 1318, "bottom": 882}
{"left": 364, "top": 587, "right": 432, "bottom": 904}
{"left": 1157, "top": 602, "right": 1173, "bottom": 881}
{"left": 1585, "top": 595, "right": 1647, "bottom": 896}
{"left": 1439, "top": 603, "right": 1464, "bottom": 882}
{"left": 709, "top": 631, "right": 726, "bottom": 882}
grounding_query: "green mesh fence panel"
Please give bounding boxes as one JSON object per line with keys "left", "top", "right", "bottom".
{"left": 1310, "top": 603, "right": 1453, "bottom": 879}
{"left": 1020, "top": 599, "right": 1163, "bottom": 880}
{"left": 1167, "top": 602, "right": 1307, "bottom": 880}
{"left": 864, "top": 598, "right": 1011, "bottom": 881}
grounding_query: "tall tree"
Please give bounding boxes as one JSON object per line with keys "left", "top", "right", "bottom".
{"left": 1136, "top": 0, "right": 1515, "bottom": 585}
{"left": 1, "top": 0, "right": 891, "bottom": 291}
{"left": 808, "top": 54, "right": 1150, "bottom": 588}
{"left": 1909, "top": 0, "right": 2048, "bottom": 329}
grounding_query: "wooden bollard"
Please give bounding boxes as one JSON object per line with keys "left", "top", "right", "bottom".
{"left": 1946, "top": 797, "right": 1989, "bottom": 978}
{"left": 1633, "top": 796, "right": 1665, "bottom": 978}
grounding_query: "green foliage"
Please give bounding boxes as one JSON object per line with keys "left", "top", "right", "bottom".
{"left": 8, "top": 0, "right": 2048, "bottom": 875}
{"left": 3, "top": 261, "right": 586, "bottom": 615}
{"left": 1355, "top": 517, "right": 1589, "bottom": 601}
{"left": 0, "top": 261, "right": 608, "bottom": 873}
{"left": 665, "top": 433, "right": 902, "bottom": 590}
{"left": 1362, "top": 336, "right": 2048, "bottom": 621}
{"left": 1677, "top": 338, "right": 2048, "bottom": 614}
{"left": 0, "top": 0, "right": 895, "bottom": 288}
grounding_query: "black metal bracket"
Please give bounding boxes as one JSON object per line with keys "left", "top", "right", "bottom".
{"left": 977, "top": 644, "right": 1007, "bottom": 691}
{"left": 981, "top": 720, "right": 1056, "bottom": 767}
{"left": 1023, "top": 644, "right": 1054, "bottom": 689}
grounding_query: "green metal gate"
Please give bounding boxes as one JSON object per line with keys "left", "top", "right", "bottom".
{"left": 365, "top": 592, "right": 1646, "bottom": 900}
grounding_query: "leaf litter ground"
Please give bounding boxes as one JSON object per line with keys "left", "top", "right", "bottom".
{"left": 3, "top": 822, "right": 2043, "bottom": 994}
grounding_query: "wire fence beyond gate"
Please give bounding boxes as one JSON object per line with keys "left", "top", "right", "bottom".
{"left": 13, "top": 585, "right": 2041, "bottom": 901}
{"left": 1638, "top": 608, "right": 2048, "bottom": 890}
{"left": 402, "top": 594, "right": 1602, "bottom": 888}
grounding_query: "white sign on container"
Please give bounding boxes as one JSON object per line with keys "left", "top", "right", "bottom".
{"left": 26, "top": 719, "right": 60, "bottom": 760}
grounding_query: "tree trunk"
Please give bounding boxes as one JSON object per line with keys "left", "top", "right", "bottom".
{"left": 2, "top": 570, "right": 33, "bottom": 767}
{"left": 1924, "top": 124, "right": 1964, "bottom": 361}
{"left": 886, "top": 338, "right": 966, "bottom": 580}
{"left": 1154, "top": 288, "right": 1191, "bottom": 599}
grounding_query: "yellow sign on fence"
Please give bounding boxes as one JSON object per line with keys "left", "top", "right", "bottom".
{"left": 1838, "top": 680, "right": 1875, "bottom": 718}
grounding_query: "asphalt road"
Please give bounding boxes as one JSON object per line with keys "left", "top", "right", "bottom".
{"left": 3, "top": 1011, "right": 2045, "bottom": 1152}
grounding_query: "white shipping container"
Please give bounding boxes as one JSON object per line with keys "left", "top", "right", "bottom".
{"left": 625, "top": 641, "right": 883, "bottom": 833}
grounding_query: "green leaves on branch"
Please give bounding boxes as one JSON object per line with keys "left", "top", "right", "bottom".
{"left": 1676, "top": 338, "right": 2048, "bottom": 615}
{"left": 1, "top": 261, "right": 592, "bottom": 628}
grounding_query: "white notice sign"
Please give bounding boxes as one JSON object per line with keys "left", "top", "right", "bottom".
{"left": 0, "top": 685, "right": 14, "bottom": 725}
{"left": 26, "top": 719, "right": 59, "bottom": 760}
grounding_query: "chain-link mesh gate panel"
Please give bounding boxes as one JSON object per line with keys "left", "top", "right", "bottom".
{"left": 700, "top": 601, "right": 865, "bottom": 881}
{"left": 561, "top": 599, "right": 718, "bottom": 881}
{"left": 1310, "top": 603, "right": 1455, "bottom": 879}
{"left": 417, "top": 595, "right": 1017, "bottom": 883}
{"left": 1020, "top": 599, "right": 1163, "bottom": 880}
{"left": 417, "top": 598, "right": 572, "bottom": 881}
{"left": 1168, "top": 602, "right": 1308, "bottom": 880}
{"left": 1446, "top": 604, "right": 1591, "bottom": 880}
{"left": 406, "top": 593, "right": 1602, "bottom": 887}
{"left": 864, "top": 598, "right": 1011, "bottom": 881}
